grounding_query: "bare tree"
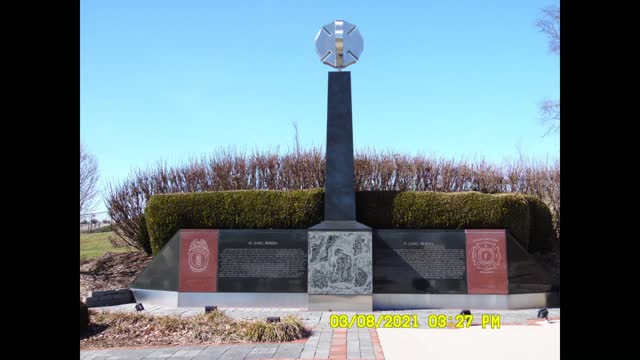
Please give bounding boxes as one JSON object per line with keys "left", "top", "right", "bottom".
{"left": 80, "top": 143, "right": 99, "bottom": 217}
{"left": 536, "top": 5, "right": 560, "bottom": 55}
{"left": 539, "top": 99, "right": 560, "bottom": 136}
{"left": 536, "top": 4, "right": 560, "bottom": 136}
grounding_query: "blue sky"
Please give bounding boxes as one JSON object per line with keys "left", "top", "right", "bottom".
{"left": 81, "top": 0, "right": 559, "bottom": 213}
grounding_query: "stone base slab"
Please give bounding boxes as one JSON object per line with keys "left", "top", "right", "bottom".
{"left": 308, "top": 294, "right": 373, "bottom": 311}
{"left": 130, "top": 289, "right": 308, "bottom": 308}
{"left": 85, "top": 288, "right": 135, "bottom": 308}
{"left": 373, "top": 293, "right": 550, "bottom": 310}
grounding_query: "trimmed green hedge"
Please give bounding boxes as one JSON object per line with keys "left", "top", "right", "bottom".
{"left": 524, "top": 195, "right": 554, "bottom": 253}
{"left": 146, "top": 189, "right": 324, "bottom": 254}
{"left": 136, "top": 214, "right": 152, "bottom": 255}
{"left": 80, "top": 300, "right": 89, "bottom": 333}
{"left": 391, "top": 191, "right": 531, "bottom": 247}
{"left": 146, "top": 190, "right": 553, "bottom": 255}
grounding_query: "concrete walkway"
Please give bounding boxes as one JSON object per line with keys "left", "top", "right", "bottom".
{"left": 378, "top": 319, "right": 560, "bottom": 360}
{"left": 81, "top": 306, "right": 560, "bottom": 360}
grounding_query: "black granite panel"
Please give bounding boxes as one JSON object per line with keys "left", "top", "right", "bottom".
{"left": 130, "top": 231, "right": 181, "bottom": 291}
{"left": 506, "top": 232, "right": 553, "bottom": 293}
{"left": 373, "top": 230, "right": 468, "bottom": 294}
{"left": 217, "top": 230, "right": 308, "bottom": 292}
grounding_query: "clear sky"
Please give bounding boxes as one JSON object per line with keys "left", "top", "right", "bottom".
{"left": 81, "top": 0, "right": 559, "bottom": 214}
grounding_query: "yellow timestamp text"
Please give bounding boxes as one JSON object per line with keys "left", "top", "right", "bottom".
{"left": 328, "top": 314, "right": 502, "bottom": 329}
{"left": 329, "top": 314, "right": 419, "bottom": 328}
{"left": 427, "top": 314, "right": 501, "bottom": 329}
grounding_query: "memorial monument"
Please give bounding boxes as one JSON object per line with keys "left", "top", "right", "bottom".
{"left": 127, "top": 20, "right": 553, "bottom": 311}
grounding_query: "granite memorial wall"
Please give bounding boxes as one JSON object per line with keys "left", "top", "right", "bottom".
{"left": 134, "top": 228, "right": 540, "bottom": 296}
{"left": 132, "top": 229, "right": 308, "bottom": 294}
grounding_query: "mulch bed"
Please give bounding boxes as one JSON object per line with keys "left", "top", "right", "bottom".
{"left": 80, "top": 252, "right": 309, "bottom": 349}
{"left": 80, "top": 310, "right": 308, "bottom": 349}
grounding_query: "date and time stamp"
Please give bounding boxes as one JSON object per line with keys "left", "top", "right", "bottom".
{"left": 329, "top": 314, "right": 502, "bottom": 329}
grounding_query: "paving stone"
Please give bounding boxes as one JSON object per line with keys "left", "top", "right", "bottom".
{"left": 273, "top": 344, "right": 303, "bottom": 358}
{"left": 273, "top": 352, "right": 303, "bottom": 359}
{"left": 144, "top": 347, "right": 185, "bottom": 358}
{"left": 245, "top": 346, "right": 278, "bottom": 358}
{"left": 216, "top": 345, "right": 254, "bottom": 360}
{"left": 169, "top": 349, "right": 204, "bottom": 358}
{"left": 82, "top": 354, "right": 113, "bottom": 360}
{"left": 98, "top": 348, "right": 154, "bottom": 360}
{"left": 190, "top": 345, "right": 231, "bottom": 360}
{"left": 119, "top": 348, "right": 155, "bottom": 360}
{"left": 199, "top": 345, "right": 231, "bottom": 353}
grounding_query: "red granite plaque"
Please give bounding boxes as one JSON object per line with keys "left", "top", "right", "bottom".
{"left": 465, "top": 230, "right": 508, "bottom": 294}
{"left": 179, "top": 230, "right": 218, "bottom": 292}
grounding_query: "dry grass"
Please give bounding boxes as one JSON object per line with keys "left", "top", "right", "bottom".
{"left": 80, "top": 310, "right": 308, "bottom": 349}
{"left": 80, "top": 252, "right": 152, "bottom": 300}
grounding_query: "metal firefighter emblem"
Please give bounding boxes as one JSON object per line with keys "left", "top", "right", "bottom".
{"left": 471, "top": 239, "right": 501, "bottom": 271}
{"left": 188, "top": 239, "right": 210, "bottom": 273}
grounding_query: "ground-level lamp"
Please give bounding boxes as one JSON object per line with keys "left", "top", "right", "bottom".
{"left": 537, "top": 308, "right": 552, "bottom": 323}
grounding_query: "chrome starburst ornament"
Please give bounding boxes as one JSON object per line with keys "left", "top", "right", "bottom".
{"left": 314, "top": 20, "right": 364, "bottom": 70}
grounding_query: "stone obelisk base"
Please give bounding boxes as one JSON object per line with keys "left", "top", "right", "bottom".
{"left": 307, "top": 228, "right": 372, "bottom": 311}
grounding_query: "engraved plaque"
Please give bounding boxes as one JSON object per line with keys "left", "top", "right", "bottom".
{"left": 217, "top": 230, "right": 308, "bottom": 292}
{"left": 373, "top": 230, "right": 468, "bottom": 294}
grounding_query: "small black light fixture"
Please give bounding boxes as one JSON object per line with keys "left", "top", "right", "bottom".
{"left": 135, "top": 303, "right": 144, "bottom": 312}
{"left": 537, "top": 307, "right": 551, "bottom": 323}
{"left": 266, "top": 316, "right": 281, "bottom": 323}
{"left": 205, "top": 306, "right": 217, "bottom": 313}
{"left": 460, "top": 309, "right": 471, "bottom": 316}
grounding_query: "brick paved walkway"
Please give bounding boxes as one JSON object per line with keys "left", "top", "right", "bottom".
{"left": 80, "top": 306, "right": 560, "bottom": 360}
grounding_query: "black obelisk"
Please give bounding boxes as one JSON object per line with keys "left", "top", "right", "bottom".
{"left": 310, "top": 71, "right": 370, "bottom": 230}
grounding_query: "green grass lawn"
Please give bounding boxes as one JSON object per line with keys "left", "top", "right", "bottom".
{"left": 80, "top": 231, "right": 133, "bottom": 261}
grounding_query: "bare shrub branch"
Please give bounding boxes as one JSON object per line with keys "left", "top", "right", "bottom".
{"left": 539, "top": 99, "right": 560, "bottom": 136}
{"left": 80, "top": 143, "right": 99, "bottom": 217}
{"left": 107, "top": 147, "right": 560, "bottom": 253}
{"left": 536, "top": 5, "right": 560, "bottom": 55}
{"left": 536, "top": 5, "right": 560, "bottom": 136}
